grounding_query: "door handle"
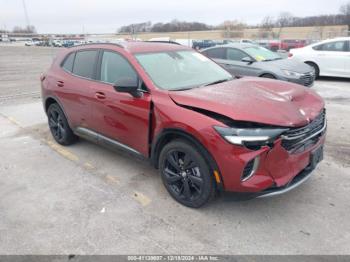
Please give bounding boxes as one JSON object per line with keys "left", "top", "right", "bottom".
{"left": 56, "top": 80, "right": 64, "bottom": 87}
{"left": 95, "top": 92, "right": 106, "bottom": 100}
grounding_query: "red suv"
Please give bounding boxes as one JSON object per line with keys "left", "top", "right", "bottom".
{"left": 41, "top": 42, "right": 326, "bottom": 207}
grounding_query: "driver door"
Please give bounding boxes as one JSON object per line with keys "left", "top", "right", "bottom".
{"left": 90, "top": 50, "right": 151, "bottom": 156}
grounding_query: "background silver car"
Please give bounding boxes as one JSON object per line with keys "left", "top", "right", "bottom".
{"left": 202, "top": 43, "right": 315, "bottom": 87}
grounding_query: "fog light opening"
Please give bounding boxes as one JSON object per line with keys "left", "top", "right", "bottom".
{"left": 241, "top": 156, "right": 260, "bottom": 182}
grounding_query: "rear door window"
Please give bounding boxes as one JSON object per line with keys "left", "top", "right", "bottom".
{"left": 62, "top": 52, "right": 75, "bottom": 72}
{"left": 72, "top": 50, "right": 98, "bottom": 79}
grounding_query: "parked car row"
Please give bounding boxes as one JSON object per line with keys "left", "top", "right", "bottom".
{"left": 192, "top": 39, "right": 216, "bottom": 49}
{"left": 185, "top": 38, "right": 310, "bottom": 51}
{"left": 41, "top": 41, "right": 326, "bottom": 207}
{"left": 24, "top": 39, "right": 85, "bottom": 47}
{"left": 29, "top": 35, "right": 349, "bottom": 80}
{"left": 202, "top": 37, "right": 350, "bottom": 81}
{"left": 256, "top": 39, "right": 309, "bottom": 51}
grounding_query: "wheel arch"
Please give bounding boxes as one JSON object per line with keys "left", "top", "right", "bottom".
{"left": 304, "top": 61, "right": 320, "bottom": 75}
{"left": 259, "top": 72, "right": 277, "bottom": 78}
{"left": 151, "top": 128, "right": 224, "bottom": 190}
{"left": 304, "top": 60, "right": 318, "bottom": 66}
{"left": 45, "top": 97, "right": 58, "bottom": 113}
{"left": 44, "top": 96, "right": 71, "bottom": 127}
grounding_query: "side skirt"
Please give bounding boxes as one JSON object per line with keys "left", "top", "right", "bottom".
{"left": 74, "top": 127, "right": 144, "bottom": 158}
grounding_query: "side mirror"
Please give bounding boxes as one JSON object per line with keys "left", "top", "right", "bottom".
{"left": 113, "top": 77, "right": 142, "bottom": 98}
{"left": 241, "top": 57, "right": 254, "bottom": 64}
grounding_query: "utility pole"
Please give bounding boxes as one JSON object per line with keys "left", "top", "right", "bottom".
{"left": 22, "top": 0, "right": 31, "bottom": 27}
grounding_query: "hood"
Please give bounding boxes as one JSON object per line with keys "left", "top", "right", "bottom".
{"left": 169, "top": 78, "right": 324, "bottom": 127}
{"left": 258, "top": 58, "right": 312, "bottom": 73}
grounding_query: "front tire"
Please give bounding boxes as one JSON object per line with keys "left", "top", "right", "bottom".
{"left": 159, "top": 140, "right": 215, "bottom": 208}
{"left": 47, "top": 103, "right": 77, "bottom": 145}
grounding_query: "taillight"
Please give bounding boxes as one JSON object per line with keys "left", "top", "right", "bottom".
{"left": 288, "top": 53, "right": 293, "bottom": 58}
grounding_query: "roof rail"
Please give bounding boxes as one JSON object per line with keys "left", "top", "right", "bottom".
{"left": 144, "top": 40, "right": 181, "bottom": 45}
{"left": 67, "top": 42, "right": 125, "bottom": 49}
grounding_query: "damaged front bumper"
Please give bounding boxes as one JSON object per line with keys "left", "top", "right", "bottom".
{"left": 257, "top": 161, "right": 316, "bottom": 198}
{"left": 212, "top": 122, "right": 326, "bottom": 195}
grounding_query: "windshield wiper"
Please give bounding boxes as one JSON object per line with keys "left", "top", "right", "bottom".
{"left": 263, "top": 57, "right": 282, "bottom": 62}
{"left": 169, "top": 78, "right": 233, "bottom": 91}
{"left": 171, "top": 87, "right": 194, "bottom": 91}
{"left": 203, "top": 78, "right": 232, "bottom": 87}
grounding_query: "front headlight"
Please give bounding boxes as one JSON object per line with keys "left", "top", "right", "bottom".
{"left": 282, "top": 69, "right": 303, "bottom": 78}
{"left": 214, "top": 126, "right": 288, "bottom": 148}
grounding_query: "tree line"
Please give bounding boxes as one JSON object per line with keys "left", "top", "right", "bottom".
{"left": 0, "top": 25, "right": 37, "bottom": 34}
{"left": 118, "top": 2, "right": 350, "bottom": 33}
{"left": 118, "top": 20, "right": 212, "bottom": 33}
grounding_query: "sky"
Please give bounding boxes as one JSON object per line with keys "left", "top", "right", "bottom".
{"left": 1, "top": 0, "right": 347, "bottom": 34}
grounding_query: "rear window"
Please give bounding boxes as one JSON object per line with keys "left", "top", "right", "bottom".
{"left": 72, "top": 50, "right": 98, "bottom": 79}
{"left": 62, "top": 52, "right": 75, "bottom": 72}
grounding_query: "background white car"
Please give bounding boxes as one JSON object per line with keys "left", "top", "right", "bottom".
{"left": 24, "top": 41, "right": 35, "bottom": 46}
{"left": 289, "top": 37, "right": 350, "bottom": 78}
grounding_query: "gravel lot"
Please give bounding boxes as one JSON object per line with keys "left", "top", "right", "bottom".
{"left": 0, "top": 46, "right": 349, "bottom": 255}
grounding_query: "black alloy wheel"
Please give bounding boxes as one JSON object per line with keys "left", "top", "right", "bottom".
{"left": 47, "top": 103, "right": 77, "bottom": 145}
{"left": 49, "top": 109, "right": 65, "bottom": 141}
{"left": 159, "top": 140, "right": 215, "bottom": 208}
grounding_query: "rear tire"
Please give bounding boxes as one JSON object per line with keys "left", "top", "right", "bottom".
{"left": 305, "top": 62, "right": 319, "bottom": 79}
{"left": 159, "top": 139, "right": 215, "bottom": 208}
{"left": 47, "top": 103, "right": 77, "bottom": 145}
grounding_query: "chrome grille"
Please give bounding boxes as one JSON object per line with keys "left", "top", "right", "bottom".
{"left": 281, "top": 110, "right": 326, "bottom": 153}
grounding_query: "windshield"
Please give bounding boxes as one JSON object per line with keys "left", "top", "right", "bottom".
{"left": 135, "top": 50, "right": 233, "bottom": 91}
{"left": 243, "top": 46, "right": 281, "bottom": 62}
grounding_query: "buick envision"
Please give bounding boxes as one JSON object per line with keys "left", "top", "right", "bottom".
{"left": 41, "top": 42, "right": 326, "bottom": 207}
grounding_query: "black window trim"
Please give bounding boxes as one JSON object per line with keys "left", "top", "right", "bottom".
{"left": 59, "top": 48, "right": 150, "bottom": 93}
{"left": 60, "top": 48, "right": 100, "bottom": 81}
{"left": 60, "top": 51, "right": 76, "bottom": 74}
{"left": 72, "top": 49, "right": 100, "bottom": 80}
